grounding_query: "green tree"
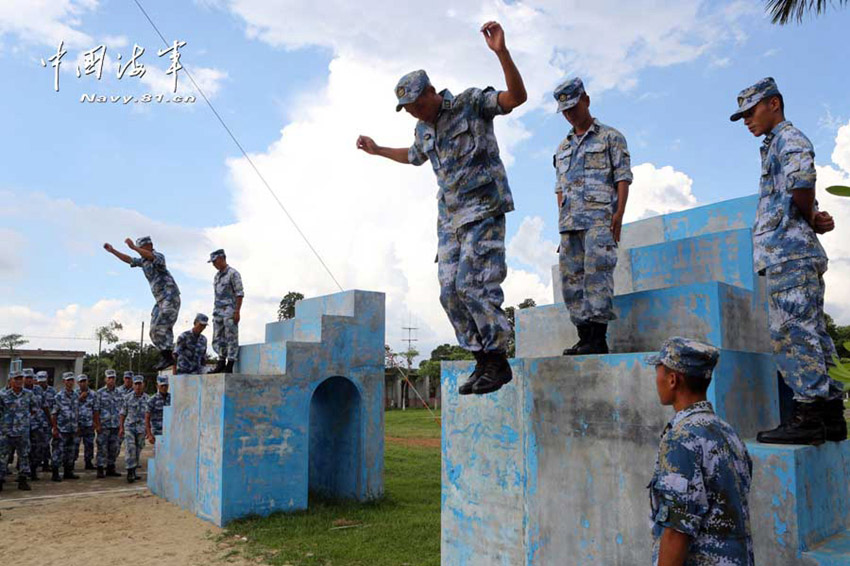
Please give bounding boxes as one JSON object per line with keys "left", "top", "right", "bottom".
{"left": 826, "top": 313, "right": 850, "bottom": 359}
{"left": 766, "top": 0, "right": 848, "bottom": 24}
{"left": 83, "top": 341, "right": 162, "bottom": 393}
{"left": 418, "top": 344, "right": 475, "bottom": 384}
{"left": 94, "top": 320, "right": 123, "bottom": 388}
{"left": 0, "top": 333, "right": 28, "bottom": 357}
{"left": 278, "top": 291, "right": 305, "bottom": 321}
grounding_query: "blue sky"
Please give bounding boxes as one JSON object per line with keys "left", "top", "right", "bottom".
{"left": 1, "top": 0, "right": 850, "bottom": 358}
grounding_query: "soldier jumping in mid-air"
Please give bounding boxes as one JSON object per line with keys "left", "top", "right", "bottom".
{"left": 103, "top": 236, "right": 181, "bottom": 371}
{"left": 357, "top": 21, "right": 526, "bottom": 396}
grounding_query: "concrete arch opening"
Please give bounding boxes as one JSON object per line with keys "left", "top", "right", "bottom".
{"left": 308, "top": 376, "right": 362, "bottom": 500}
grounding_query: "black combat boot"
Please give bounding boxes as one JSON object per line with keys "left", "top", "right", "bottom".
{"left": 224, "top": 359, "right": 235, "bottom": 374}
{"left": 563, "top": 324, "right": 592, "bottom": 356}
{"left": 757, "top": 400, "right": 827, "bottom": 445}
{"left": 472, "top": 352, "right": 513, "bottom": 395}
{"left": 106, "top": 465, "right": 122, "bottom": 477}
{"left": 575, "top": 323, "right": 609, "bottom": 355}
{"left": 63, "top": 466, "right": 80, "bottom": 480}
{"left": 458, "top": 351, "right": 486, "bottom": 395}
{"left": 84, "top": 460, "right": 95, "bottom": 470}
{"left": 17, "top": 476, "right": 31, "bottom": 491}
{"left": 153, "top": 350, "right": 175, "bottom": 371}
{"left": 825, "top": 398, "right": 848, "bottom": 442}
{"left": 212, "top": 358, "right": 227, "bottom": 373}
{"left": 29, "top": 468, "right": 39, "bottom": 481}
{"left": 42, "top": 462, "right": 50, "bottom": 473}
{"left": 96, "top": 466, "right": 106, "bottom": 479}
{"left": 127, "top": 467, "right": 136, "bottom": 483}
{"left": 0, "top": 480, "right": 4, "bottom": 492}
{"left": 51, "top": 466, "right": 62, "bottom": 482}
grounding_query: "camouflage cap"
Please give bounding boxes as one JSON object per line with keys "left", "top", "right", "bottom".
{"left": 22, "top": 368, "right": 35, "bottom": 378}
{"left": 35, "top": 371, "right": 48, "bottom": 382}
{"left": 105, "top": 369, "right": 117, "bottom": 378}
{"left": 194, "top": 313, "right": 209, "bottom": 325}
{"left": 730, "top": 77, "right": 781, "bottom": 122}
{"left": 9, "top": 370, "right": 22, "bottom": 379}
{"left": 156, "top": 375, "right": 169, "bottom": 385}
{"left": 207, "top": 249, "right": 226, "bottom": 263}
{"left": 395, "top": 70, "right": 430, "bottom": 112}
{"left": 135, "top": 236, "right": 153, "bottom": 247}
{"left": 123, "top": 371, "right": 134, "bottom": 379}
{"left": 645, "top": 337, "right": 719, "bottom": 380}
{"left": 132, "top": 374, "right": 144, "bottom": 384}
{"left": 62, "top": 371, "right": 76, "bottom": 381}
{"left": 76, "top": 374, "right": 88, "bottom": 383}
{"left": 554, "top": 77, "right": 585, "bottom": 112}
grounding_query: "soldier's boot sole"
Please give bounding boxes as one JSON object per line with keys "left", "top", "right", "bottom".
{"left": 458, "top": 353, "right": 485, "bottom": 395}
{"left": 472, "top": 354, "right": 513, "bottom": 395}
{"left": 17, "top": 478, "right": 31, "bottom": 491}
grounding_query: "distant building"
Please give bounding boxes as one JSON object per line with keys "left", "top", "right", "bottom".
{"left": 1, "top": 349, "right": 85, "bottom": 385}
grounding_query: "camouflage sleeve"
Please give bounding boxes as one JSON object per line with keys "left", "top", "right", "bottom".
{"left": 231, "top": 270, "right": 245, "bottom": 298}
{"left": 92, "top": 391, "right": 100, "bottom": 413}
{"left": 146, "top": 395, "right": 155, "bottom": 415}
{"left": 119, "top": 397, "right": 127, "bottom": 417}
{"left": 129, "top": 257, "right": 143, "bottom": 268}
{"left": 651, "top": 436, "right": 708, "bottom": 538}
{"left": 472, "top": 86, "right": 509, "bottom": 120}
{"left": 782, "top": 149, "right": 816, "bottom": 191}
{"left": 608, "top": 129, "right": 633, "bottom": 185}
{"left": 152, "top": 251, "right": 167, "bottom": 270}
{"left": 408, "top": 135, "right": 427, "bottom": 166}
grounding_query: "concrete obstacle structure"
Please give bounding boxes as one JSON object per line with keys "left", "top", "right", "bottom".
{"left": 442, "top": 196, "right": 850, "bottom": 565}
{"left": 148, "top": 290, "right": 385, "bottom": 527}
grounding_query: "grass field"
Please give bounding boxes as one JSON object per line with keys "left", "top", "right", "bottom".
{"left": 226, "top": 409, "right": 442, "bottom": 566}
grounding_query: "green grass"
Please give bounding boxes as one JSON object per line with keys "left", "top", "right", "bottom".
{"left": 226, "top": 409, "right": 442, "bottom": 566}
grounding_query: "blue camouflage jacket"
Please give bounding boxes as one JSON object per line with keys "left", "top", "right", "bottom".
{"left": 130, "top": 251, "right": 180, "bottom": 303}
{"left": 0, "top": 388, "right": 36, "bottom": 437}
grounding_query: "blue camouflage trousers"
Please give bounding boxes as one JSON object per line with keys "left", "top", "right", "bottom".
{"left": 74, "top": 426, "right": 95, "bottom": 464}
{"left": 438, "top": 213, "right": 511, "bottom": 353}
{"left": 0, "top": 435, "right": 30, "bottom": 479}
{"left": 30, "top": 428, "right": 48, "bottom": 470}
{"left": 52, "top": 432, "right": 77, "bottom": 469}
{"left": 96, "top": 427, "right": 121, "bottom": 468}
{"left": 213, "top": 315, "right": 239, "bottom": 360}
{"left": 559, "top": 226, "right": 618, "bottom": 325}
{"left": 124, "top": 432, "right": 145, "bottom": 469}
{"left": 151, "top": 297, "right": 181, "bottom": 350}
{"left": 767, "top": 257, "right": 844, "bottom": 401}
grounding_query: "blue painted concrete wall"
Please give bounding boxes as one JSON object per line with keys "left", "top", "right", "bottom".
{"left": 149, "top": 290, "right": 386, "bottom": 526}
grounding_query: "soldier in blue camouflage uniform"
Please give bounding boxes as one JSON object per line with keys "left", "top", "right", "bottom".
{"left": 73, "top": 374, "right": 97, "bottom": 470}
{"left": 23, "top": 369, "right": 49, "bottom": 481}
{"left": 6, "top": 369, "right": 39, "bottom": 470}
{"left": 36, "top": 371, "right": 55, "bottom": 471}
{"left": 731, "top": 78, "right": 846, "bottom": 445}
{"left": 146, "top": 375, "right": 171, "bottom": 446}
{"left": 646, "top": 337, "right": 754, "bottom": 566}
{"left": 119, "top": 374, "right": 149, "bottom": 483}
{"left": 0, "top": 371, "right": 34, "bottom": 491}
{"left": 357, "top": 21, "right": 527, "bottom": 396}
{"left": 104, "top": 236, "right": 181, "bottom": 371}
{"left": 94, "top": 369, "right": 123, "bottom": 478}
{"left": 114, "top": 370, "right": 133, "bottom": 462}
{"left": 209, "top": 250, "right": 244, "bottom": 373}
{"left": 553, "top": 78, "right": 633, "bottom": 356}
{"left": 176, "top": 313, "right": 209, "bottom": 374}
{"left": 51, "top": 372, "right": 80, "bottom": 481}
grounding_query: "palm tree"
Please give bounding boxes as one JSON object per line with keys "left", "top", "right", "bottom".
{"left": 766, "top": 0, "right": 848, "bottom": 24}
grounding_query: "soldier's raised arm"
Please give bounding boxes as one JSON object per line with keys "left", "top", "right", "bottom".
{"left": 356, "top": 135, "right": 410, "bottom": 164}
{"left": 480, "top": 21, "right": 527, "bottom": 112}
{"left": 103, "top": 242, "right": 133, "bottom": 264}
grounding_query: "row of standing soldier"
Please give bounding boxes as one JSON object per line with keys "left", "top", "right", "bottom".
{"left": 354, "top": 20, "right": 846, "bottom": 566}
{"left": 0, "top": 367, "right": 170, "bottom": 491}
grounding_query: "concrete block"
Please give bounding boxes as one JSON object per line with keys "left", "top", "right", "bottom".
{"left": 519, "top": 282, "right": 770, "bottom": 359}
{"left": 149, "top": 290, "right": 386, "bottom": 526}
{"left": 442, "top": 351, "right": 778, "bottom": 565}
{"left": 748, "top": 441, "right": 850, "bottom": 566}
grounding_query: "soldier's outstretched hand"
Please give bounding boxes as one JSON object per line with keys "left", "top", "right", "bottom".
{"left": 814, "top": 210, "right": 835, "bottom": 234}
{"left": 124, "top": 237, "right": 134, "bottom": 248}
{"left": 103, "top": 242, "right": 114, "bottom": 252}
{"left": 357, "top": 135, "right": 378, "bottom": 155}
{"left": 481, "top": 21, "right": 506, "bottom": 53}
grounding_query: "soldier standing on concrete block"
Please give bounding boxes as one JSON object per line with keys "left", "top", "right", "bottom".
{"left": 94, "top": 369, "right": 123, "bottom": 478}
{"left": 209, "top": 250, "right": 243, "bottom": 374}
{"left": 553, "top": 78, "right": 633, "bottom": 356}
{"left": 175, "top": 314, "right": 209, "bottom": 374}
{"left": 356, "top": 21, "right": 526, "bottom": 396}
{"left": 74, "top": 374, "right": 97, "bottom": 471}
{"left": 646, "top": 337, "right": 754, "bottom": 566}
{"left": 36, "top": 370, "right": 55, "bottom": 472}
{"left": 731, "top": 77, "right": 846, "bottom": 445}
{"left": 0, "top": 371, "right": 35, "bottom": 491}
{"left": 103, "top": 236, "right": 181, "bottom": 372}
{"left": 51, "top": 372, "right": 80, "bottom": 482}
{"left": 145, "top": 375, "right": 171, "bottom": 446}
{"left": 119, "top": 374, "right": 149, "bottom": 484}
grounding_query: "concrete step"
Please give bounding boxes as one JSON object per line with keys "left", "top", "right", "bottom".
{"left": 748, "top": 441, "right": 850, "bottom": 566}
{"left": 441, "top": 351, "right": 778, "bottom": 565}
{"left": 264, "top": 317, "right": 323, "bottom": 344}
{"left": 518, "top": 281, "right": 770, "bottom": 359}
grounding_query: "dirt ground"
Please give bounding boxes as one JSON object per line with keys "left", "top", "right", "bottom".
{"left": 0, "top": 445, "right": 255, "bottom": 566}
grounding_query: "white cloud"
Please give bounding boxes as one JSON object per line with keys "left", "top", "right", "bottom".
{"left": 0, "top": 0, "right": 97, "bottom": 50}
{"left": 0, "top": 228, "right": 25, "bottom": 277}
{"left": 627, "top": 163, "right": 699, "bottom": 221}
{"left": 815, "top": 143, "right": 850, "bottom": 325}
{"left": 507, "top": 216, "right": 558, "bottom": 280}
{"left": 139, "top": 63, "right": 228, "bottom": 99}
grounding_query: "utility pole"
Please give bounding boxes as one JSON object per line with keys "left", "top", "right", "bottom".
{"left": 401, "top": 323, "right": 418, "bottom": 411}
{"left": 139, "top": 321, "right": 144, "bottom": 376}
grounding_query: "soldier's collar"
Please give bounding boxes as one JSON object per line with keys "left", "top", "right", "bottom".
{"left": 763, "top": 120, "right": 792, "bottom": 147}
{"left": 567, "top": 118, "right": 600, "bottom": 140}
{"left": 668, "top": 400, "right": 714, "bottom": 430}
